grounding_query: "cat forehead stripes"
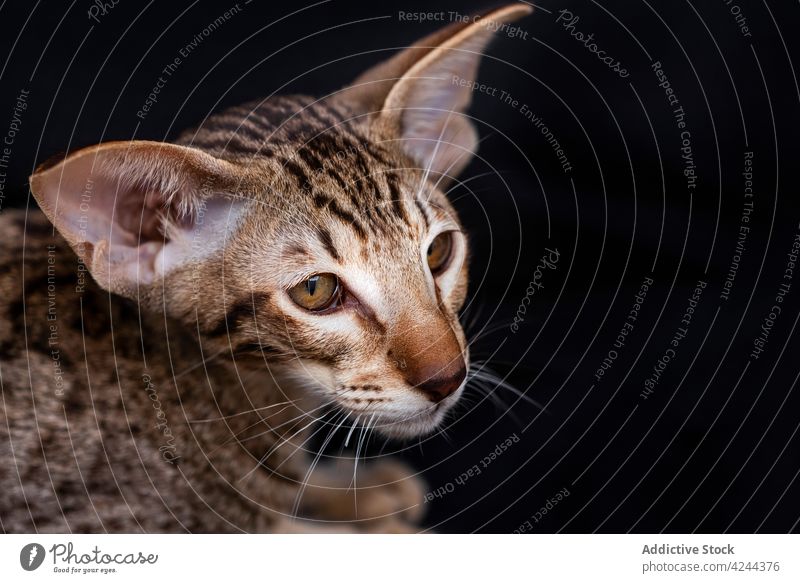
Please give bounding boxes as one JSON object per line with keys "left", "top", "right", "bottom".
{"left": 180, "top": 96, "right": 439, "bottom": 252}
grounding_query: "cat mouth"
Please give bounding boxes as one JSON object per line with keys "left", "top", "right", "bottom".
{"left": 345, "top": 396, "right": 457, "bottom": 439}
{"left": 329, "top": 380, "right": 464, "bottom": 438}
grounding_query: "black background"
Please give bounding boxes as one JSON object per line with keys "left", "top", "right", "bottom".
{"left": 1, "top": 0, "right": 799, "bottom": 533}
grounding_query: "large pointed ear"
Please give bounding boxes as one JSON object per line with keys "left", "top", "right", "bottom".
{"left": 29, "top": 141, "right": 248, "bottom": 299}
{"left": 336, "top": 3, "right": 532, "bottom": 182}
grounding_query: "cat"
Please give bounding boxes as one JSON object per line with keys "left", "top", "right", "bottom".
{"left": 0, "top": 3, "right": 531, "bottom": 533}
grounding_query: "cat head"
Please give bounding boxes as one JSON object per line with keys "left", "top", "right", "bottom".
{"left": 29, "top": 4, "right": 532, "bottom": 438}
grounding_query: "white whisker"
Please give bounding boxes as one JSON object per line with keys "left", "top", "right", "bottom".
{"left": 238, "top": 407, "right": 332, "bottom": 483}
{"left": 188, "top": 398, "right": 305, "bottom": 424}
{"left": 290, "top": 410, "right": 348, "bottom": 518}
{"left": 344, "top": 415, "right": 361, "bottom": 448}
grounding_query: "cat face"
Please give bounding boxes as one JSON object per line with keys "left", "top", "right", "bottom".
{"left": 30, "top": 4, "right": 531, "bottom": 438}
{"left": 206, "top": 136, "right": 472, "bottom": 438}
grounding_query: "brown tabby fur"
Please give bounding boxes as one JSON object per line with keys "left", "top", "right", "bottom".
{"left": 0, "top": 4, "right": 531, "bottom": 532}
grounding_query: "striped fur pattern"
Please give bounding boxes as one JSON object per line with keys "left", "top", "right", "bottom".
{"left": 0, "top": 4, "right": 532, "bottom": 532}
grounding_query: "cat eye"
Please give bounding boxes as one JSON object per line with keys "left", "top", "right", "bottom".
{"left": 288, "top": 273, "right": 341, "bottom": 311}
{"left": 426, "top": 232, "right": 453, "bottom": 274}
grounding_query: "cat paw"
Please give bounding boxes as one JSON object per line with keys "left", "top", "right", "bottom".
{"left": 300, "top": 458, "right": 427, "bottom": 527}
{"left": 356, "top": 459, "right": 426, "bottom": 524}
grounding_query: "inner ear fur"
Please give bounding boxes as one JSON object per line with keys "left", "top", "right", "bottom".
{"left": 29, "top": 140, "right": 247, "bottom": 294}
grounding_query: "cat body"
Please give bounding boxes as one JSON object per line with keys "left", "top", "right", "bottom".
{"left": 0, "top": 4, "right": 531, "bottom": 532}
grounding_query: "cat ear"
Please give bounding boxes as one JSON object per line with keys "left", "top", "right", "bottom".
{"left": 338, "top": 3, "right": 532, "bottom": 181}
{"left": 29, "top": 141, "right": 247, "bottom": 298}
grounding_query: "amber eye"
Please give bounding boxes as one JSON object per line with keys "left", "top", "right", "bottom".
{"left": 427, "top": 232, "right": 453, "bottom": 274}
{"left": 288, "top": 274, "right": 341, "bottom": 311}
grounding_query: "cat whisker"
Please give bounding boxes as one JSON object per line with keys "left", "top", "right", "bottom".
{"left": 343, "top": 415, "right": 361, "bottom": 448}
{"left": 212, "top": 401, "right": 330, "bottom": 459}
{"left": 351, "top": 413, "right": 376, "bottom": 495}
{"left": 431, "top": 413, "right": 454, "bottom": 444}
{"left": 187, "top": 398, "right": 306, "bottom": 424}
{"left": 236, "top": 400, "right": 329, "bottom": 436}
{"left": 469, "top": 368, "right": 543, "bottom": 411}
{"left": 239, "top": 407, "right": 334, "bottom": 484}
{"left": 376, "top": 428, "right": 396, "bottom": 457}
{"left": 277, "top": 409, "right": 348, "bottom": 471}
{"left": 203, "top": 403, "right": 300, "bottom": 457}
{"left": 233, "top": 401, "right": 332, "bottom": 449}
{"left": 290, "top": 410, "right": 350, "bottom": 518}
{"left": 466, "top": 318, "right": 515, "bottom": 346}
{"left": 469, "top": 378, "right": 508, "bottom": 408}
{"left": 231, "top": 408, "right": 313, "bottom": 450}
{"left": 468, "top": 378, "right": 524, "bottom": 427}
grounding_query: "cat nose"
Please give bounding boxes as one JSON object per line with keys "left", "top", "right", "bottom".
{"left": 391, "top": 310, "right": 466, "bottom": 403}
{"left": 408, "top": 361, "right": 467, "bottom": 403}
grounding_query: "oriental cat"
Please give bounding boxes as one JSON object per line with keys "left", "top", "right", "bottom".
{"left": 0, "top": 4, "right": 531, "bottom": 532}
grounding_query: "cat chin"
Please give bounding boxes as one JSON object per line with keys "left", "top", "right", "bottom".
{"left": 339, "top": 386, "right": 464, "bottom": 439}
{"left": 374, "top": 421, "right": 440, "bottom": 440}
{"left": 369, "top": 407, "right": 449, "bottom": 440}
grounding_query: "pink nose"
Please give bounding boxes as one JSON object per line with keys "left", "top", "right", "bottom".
{"left": 391, "top": 311, "right": 466, "bottom": 403}
{"left": 407, "top": 362, "right": 466, "bottom": 403}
